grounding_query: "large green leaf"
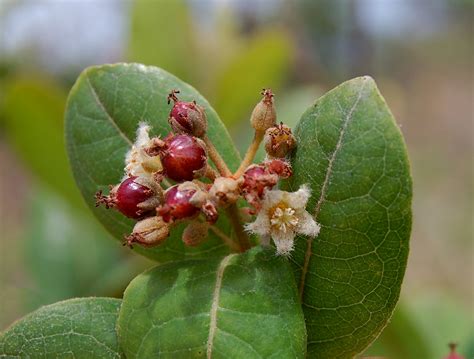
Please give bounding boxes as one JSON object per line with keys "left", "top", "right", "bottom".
{"left": 65, "top": 63, "right": 241, "bottom": 262}
{"left": 0, "top": 298, "right": 123, "bottom": 358}
{"left": 284, "top": 76, "right": 412, "bottom": 358}
{"left": 117, "top": 247, "right": 306, "bottom": 358}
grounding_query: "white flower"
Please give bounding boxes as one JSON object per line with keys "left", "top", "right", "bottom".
{"left": 246, "top": 184, "right": 320, "bottom": 256}
{"left": 124, "top": 123, "right": 162, "bottom": 179}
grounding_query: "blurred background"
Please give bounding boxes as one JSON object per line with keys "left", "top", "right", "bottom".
{"left": 0, "top": 0, "right": 472, "bottom": 357}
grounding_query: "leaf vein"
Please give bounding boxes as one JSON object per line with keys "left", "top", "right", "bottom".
{"left": 299, "top": 78, "right": 369, "bottom": 300}
{"left": 206, "top": 254, "right": 236, "bottom": 359}
{"left": 85, "top": 75, "right": 133, "bottom": 146}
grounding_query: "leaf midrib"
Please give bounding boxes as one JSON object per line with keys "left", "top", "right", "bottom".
{"left": 85, "top": 74, "right": 133, "bottom": 146}
{"left": 206, "top": 254, "right": 237, "bottom": 358}
{"left": 298, "top": 78, "right": 369, "bottom": 299}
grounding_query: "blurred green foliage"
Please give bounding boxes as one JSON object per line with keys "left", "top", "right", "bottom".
{"left": 1, "top": 77, "right": 80, "bottom": 204}
{"left": 128, "top": 0, "right": 195, "bottom": 82}
{"left": 24, "top": 188, "right": 122, "bottom": 310}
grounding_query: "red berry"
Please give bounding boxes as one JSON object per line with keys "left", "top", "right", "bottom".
{"left": 170, "top": 101, "right": 194, "bottom": 132}
{"left": 158, "top": 185, "right": 199, "bottom": 222}
{"left": 168, "top": 90, "right": 207, "bottom": 137}
{"left": 115, "top": 176, "right": 154, "bottom": 218}
{"left": 160, "top": 134, "right": 207, "bottom": 182}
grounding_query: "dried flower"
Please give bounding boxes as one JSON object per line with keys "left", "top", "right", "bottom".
{"left": 209, "top": 177, "right": 242, "bottom": 207}
{"left": 264, "top": 159, "right": 292, "bottom": 179}
{"left": 125, "top": 123, "right": 162, "bottom": 179}
{"left": 241, "top": 164, "right": 278, "bottom": 212}
{"left": 124, "top": 216, "right": 170, "bottom": 248}
{"left": 264, "top": 123, "right": 296, "bottom": 158}
{"left": 246, "top": 185, "right": 320, "bottom": 256}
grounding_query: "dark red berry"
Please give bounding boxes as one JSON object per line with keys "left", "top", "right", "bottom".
{"left": 160, "top": 134, "right": 207, "bottom": 182}
{"left": 170, "top": 101, "right": 194, "bottom": 132}
{"left": 158, "top": 185, "right": 199, "bottom": 222}
{"left": 115, "top": 176, "right": 154, "bottom": 218}
{"left": 168, "top": 90, "right": 207, "bottom": 137}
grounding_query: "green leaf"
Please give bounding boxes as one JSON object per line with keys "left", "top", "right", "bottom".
{"left": 284, "top": 76, "right": 412, "bottom": 358}
{"left": 65, "top": 63, "right": 241, "bottom": 262}
{"left": 0, "top": 298, "right": 123, "bottom": 358}
{"left": 117, "top": 247, "right": 306, "bottom": 358}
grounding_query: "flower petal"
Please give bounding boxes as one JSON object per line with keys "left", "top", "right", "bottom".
{"left": 286, "top": 184, "right": 311, "bottom": 209}
{"left": 296, "top": 211, "right": 320, "bottom": 237}
{"left": 246, "top": 212, "right": 270, "bottom": 236}
{"left": 271, "top": 229, "right": 295, "bottom": 256}
{"left": 261, "top": 189, "right": 284, "bottom": 211}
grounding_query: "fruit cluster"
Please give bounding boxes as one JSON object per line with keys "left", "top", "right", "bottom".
{"left": 96, "top": 89, "right": 319, "bottom": 255}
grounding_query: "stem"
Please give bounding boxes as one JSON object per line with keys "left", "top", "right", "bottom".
{"left": 233, "top": 130, "right": 264, "bottom": 178}
{"left": 203, "top": 135, "right": 232, "bottom": 177}
{"left": 205, "top": 165, "right": 218, "bottom": 181}
{"left": 208, "top": 224, "right": 241, "bottom": 252}
{"left": 226, "top": 204, "right": 251, "bottom": 252}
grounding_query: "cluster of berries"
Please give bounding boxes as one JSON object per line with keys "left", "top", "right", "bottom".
{"left": 96, "top": 89, "right": 319, "bottom": 255}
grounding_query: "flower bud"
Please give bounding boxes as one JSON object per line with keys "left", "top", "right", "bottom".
{"left": 182, "top": 221, "right": 209, "bottom": 247}
{"left": 209, "top": 177, "right": 243, "bottom": 207}
{"left": 124, "top": 216, "right": 170, "bottom": 248}
{"left": 264, "top": 123, "right": 296, "bottom": 158}
{"left": 250, "top": 89, "right": 276, "bottom": 132}
{"left": 168, "top": 90, "right": 207, "bottom": 137}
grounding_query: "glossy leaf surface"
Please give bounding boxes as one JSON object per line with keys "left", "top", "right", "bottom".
{"left": 285, "top": 76, "right": 412, "bottom": 358}
{"left": 0, "top": 298, "right": 123, "bottom": 358}
{"left": 117, "top": 247, "right": 306, "bottom": 358}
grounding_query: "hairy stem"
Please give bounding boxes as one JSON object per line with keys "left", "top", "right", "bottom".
{"left": 226, "top": 204, "right": 251, "bottom": 252}
{"left": 233, "top": 130, "right": 264, "bottom": 178}
{"left": 203, "top": 135, "right": 232, "bottom": 177}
